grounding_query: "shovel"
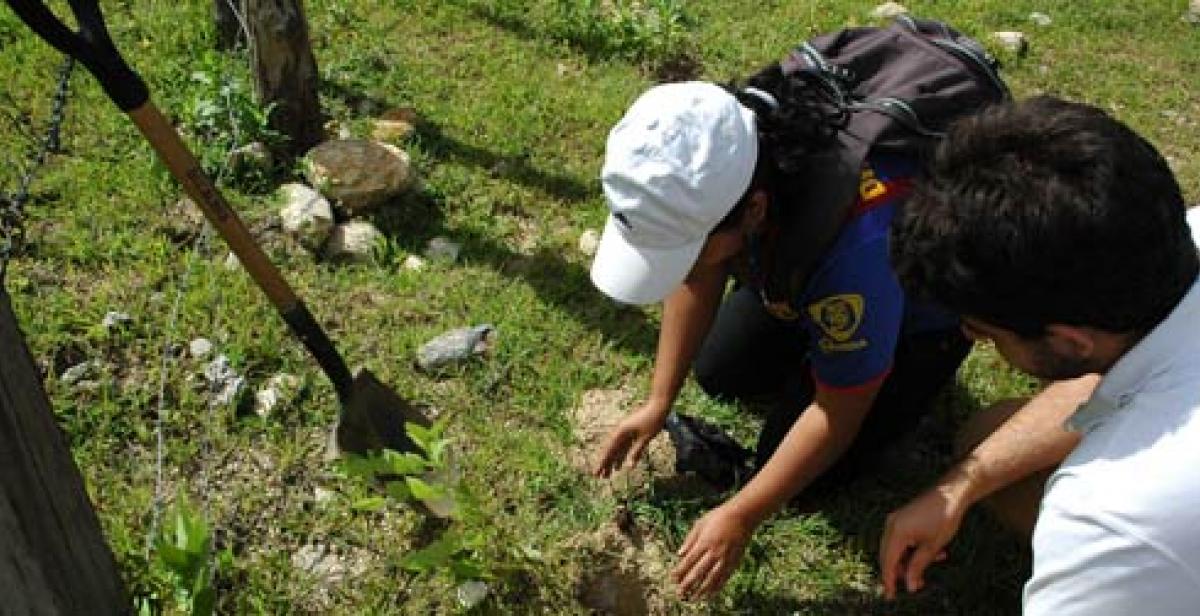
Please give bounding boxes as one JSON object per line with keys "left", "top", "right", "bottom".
{"left": 5, "top": 0, "right": 429, "bottom": 455}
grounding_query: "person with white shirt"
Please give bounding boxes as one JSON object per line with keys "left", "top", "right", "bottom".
{"left": 880, "top": 95, "right": 1200, "bottom": 614}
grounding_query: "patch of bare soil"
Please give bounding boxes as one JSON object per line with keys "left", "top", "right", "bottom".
{"left": 566, "top": 514, "right": 678, "bottom": 616}
{"left": 567, "top": 388, "right": 676, "bottom": 496}
{"left": 568, "top": 388, "right": 715, "bottom": 501}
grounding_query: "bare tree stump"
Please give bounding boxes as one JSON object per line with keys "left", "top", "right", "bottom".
{"left": 0, "top": 287, "right": 126, "bottom": 614}
{"left": 246, "top": 0, "right": 323, "bottom": 158}
{"left": 214, "top": 0, "right": 245, "bottom": 50}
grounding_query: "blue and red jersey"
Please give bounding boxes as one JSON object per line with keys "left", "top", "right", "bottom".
{"left": 753, "top": 154, "right": 958, "bottom": 390}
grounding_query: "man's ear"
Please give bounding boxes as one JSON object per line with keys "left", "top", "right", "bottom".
{"left": 1044, "top": 324, "right": 1097, "bottom": 360}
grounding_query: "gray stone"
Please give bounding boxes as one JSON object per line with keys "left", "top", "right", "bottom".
{"left": 424, "top": 236, "right": 461, "bottom": 264}
{"left": 416, "top": 324, "right": 495, "bottom": 372}
{"left": 991, "top": 31, "right": 1029, "bottom": 55}
{"left": 456, "top": 581, "right": 489, "bottom": 610}
{"left": 203, "top": 354, "right": 245, "bottom": 406}
{"left": 303, "top": 139, "right": 416, "bottom": 213}
{"left": 60, "top": 361, "right": 95, "bottom": 385}
{"left": 870, "top": 1, "right": 908, "bottom": 20}
{"left": 279, "top": 183, "right": 335, "bottom": 251}
{"left": 323, "top": 221, "right": 385, "bottom": 263}
{"left": 1029, "top": 11, "right": 1052, "bottom": 26}
{"left": 101, "top": 311, "right": 132, "bottom": 330}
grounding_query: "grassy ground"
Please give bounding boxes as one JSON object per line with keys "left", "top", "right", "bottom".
{"left": 2, "top": 0, "right": 1197, "bottom": 614}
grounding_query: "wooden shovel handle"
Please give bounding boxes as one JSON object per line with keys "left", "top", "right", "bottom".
{"left": 129, "top": 103, "right": 297, "bottom": 307}
{"left": 128, "top": 102, "right": 354, "bottom": 400}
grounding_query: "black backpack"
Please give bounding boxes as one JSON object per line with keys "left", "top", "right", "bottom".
{"left": 755, "top": 16, "right": 1010, "bottom": 311}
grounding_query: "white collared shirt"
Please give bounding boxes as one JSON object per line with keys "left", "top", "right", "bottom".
{"left": 1025, "top": 208, "right": 1200, "bottom": 615}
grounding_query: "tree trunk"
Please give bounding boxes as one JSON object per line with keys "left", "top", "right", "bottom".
{"left": 0, "top": 288, "right": 127, "bottom": 614}
{"left": 214, "top": 0, "right": 245, "bottom": 50}
{"left": 246, "top": 0, "right": 323, "bottom": 158}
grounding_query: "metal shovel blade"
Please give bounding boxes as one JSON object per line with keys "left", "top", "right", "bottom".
{"left": 329, "top": 368, "right": 432, "bottom": 458}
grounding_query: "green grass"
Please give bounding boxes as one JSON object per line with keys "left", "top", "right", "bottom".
{"left": 2, "top": 0, "right": 1197, "bottom": 613}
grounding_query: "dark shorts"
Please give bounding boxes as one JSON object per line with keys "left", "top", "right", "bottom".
{"left": 692, "top": 285, "right": 970, "bottom": 488}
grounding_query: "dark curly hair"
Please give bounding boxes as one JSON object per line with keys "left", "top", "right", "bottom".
{"left": 711, "top": 64, "right": 848, "bottom": 232}
{"left": 890, "top": 96, "right": 1198, "bottom": 337}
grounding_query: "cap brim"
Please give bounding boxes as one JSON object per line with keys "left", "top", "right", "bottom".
{"left": 590, "top": 215, "right": 705, "bottom": 305}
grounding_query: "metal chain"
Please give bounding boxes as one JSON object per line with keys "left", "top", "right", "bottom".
{"left": 1, "top": 56, "right": 75, "bottom": 281}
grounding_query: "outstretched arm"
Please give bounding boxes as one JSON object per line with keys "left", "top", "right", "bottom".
{"left": 593, "top": 261, "right": 728, "bottom": 476}
{"left": 879, "top": 374, "right": 1097, "bottom": 599}
{"left": 673, "top": 381, "right": 881, "bottom": 599}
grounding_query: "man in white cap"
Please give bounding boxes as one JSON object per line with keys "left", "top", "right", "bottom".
{"left": 589, "top": 77, "right": 971, "bottom": 598}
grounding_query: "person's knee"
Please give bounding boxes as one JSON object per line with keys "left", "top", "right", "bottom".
{"left": 953, "top": 398, "right": 1028, "bottom": 459}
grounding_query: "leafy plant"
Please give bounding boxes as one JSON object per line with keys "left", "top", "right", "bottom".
{"left": 183, "top": 51, "right": 284, "bottom": 192}
{"left": 549, "top": 0, "right": 692, "bottom": 63}
{"left": 137, "top": 497, "right": 232, "bottom": 616}
{"left": 338, "top": 420, "right": 488, "bottom": 584}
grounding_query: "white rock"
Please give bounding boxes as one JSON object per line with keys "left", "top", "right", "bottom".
{"left": 291, "top": 543, "right": 349, "bottom": 584}
{"left": 991, "top": 31, "right": 1029, "bottom": 54}
{"left": 371, "top": 109, "right": 418, "bottom": 143}
{"left": 456, "top": 580, "right": 490, "bottom": 609}
{"left": 313, "top": 486, "right": 336, "bottom": 505}
{"left": 303, "top": 139, "right": 416, "bottom": 213}
{"left": 1029, "top": 11, "right": 1052, "bottom": 26}
{"left": 402, "top": 254, "right": 427, "bottom": 271}
{"left": 189, "top": 338, "right": 214, "bottom": 359}
{"left": 279, "top": 183, "right": 335, "bottom": 251}
{"left": 223, "top": 251, "right": 242, "bottom": 271}
{"left": 101, "top": 311, "right": 132, "bottom": 330}
{"left": 870, "top": 1, "right": 908, "bottom": 20}
{"left": 253, "top": 373, "right": 301, "bottom": 418}
{"left": 324, "top": 221, "right": 385, "bottom": 263}
{"left": 578, "top": 228, "right": 601, "bottom": 257}
{"left": 424, "top": 236, "right": 461, "bottom": 264}
{"left": 1186, "top": 0, "right": 1200, "bottom": 24}
{"left": 60, "top": 361, "right": 94, "bottom": 385}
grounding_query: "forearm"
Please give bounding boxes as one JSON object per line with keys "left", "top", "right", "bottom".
{"left": 727, "top": 389, "right": 875, "bottom": 526}
{"left": 946, "top": 375, "right": 1097, "bottom": 506}
{"left": 645, "top": 267, "right": 727, "bottom": 413}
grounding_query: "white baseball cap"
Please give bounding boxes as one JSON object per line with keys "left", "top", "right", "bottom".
{"left": 590, "top": 81, "right": 759, "bottom": 305}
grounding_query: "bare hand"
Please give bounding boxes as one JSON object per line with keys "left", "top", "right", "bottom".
{"left": 592, "top": 404, "right": 667, "bottom": 478}
{"left": 672, "top": 505, "right": 754, "bottom": 600}
{"left": 879, "top": 484, "right": 966, "bottom": 599}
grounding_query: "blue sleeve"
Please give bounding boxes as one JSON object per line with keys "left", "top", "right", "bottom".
{"left": 800, "top": 228, "right": 903, "bottom": 389}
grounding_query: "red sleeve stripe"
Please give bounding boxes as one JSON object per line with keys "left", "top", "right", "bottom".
{"left": 850, "top": 177, "right": 914, "bottom": 217}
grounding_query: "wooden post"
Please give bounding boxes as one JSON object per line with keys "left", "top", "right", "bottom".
{"left": 0, "top": 287, "right": 127, "bottom": 614}
{"left": 246, "top": 0, "right": 323, "bottom": 158}
{"left": 214, "top": 0, "right": 245, "bottom": 50}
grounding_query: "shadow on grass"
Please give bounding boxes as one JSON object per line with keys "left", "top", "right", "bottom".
{"left": 456, "top": 2, "right": 704, "bottom": 82}
{"left": 318, "top": 78, "right": 658, "bottom": 356}
{"left": 802, "top": 381, "right": 1029, "bottom": 615}
{"left": 366, "top": 185, "right": 658, "bottom": 358}
{"left": 321, "top": 78, "right": 592, "bottom": 204}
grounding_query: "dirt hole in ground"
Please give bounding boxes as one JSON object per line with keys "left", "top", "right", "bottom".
{"left": 568, "top": 516, "right": 676, "bottom": 616}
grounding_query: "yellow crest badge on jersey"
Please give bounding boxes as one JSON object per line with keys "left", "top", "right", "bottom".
{"left": 808, "top": 294, "right": 868, "bottom": 352}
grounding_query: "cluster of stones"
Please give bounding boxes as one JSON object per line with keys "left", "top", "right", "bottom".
{"left": 278, "top": 109, "right": 420, "bottom": 263}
